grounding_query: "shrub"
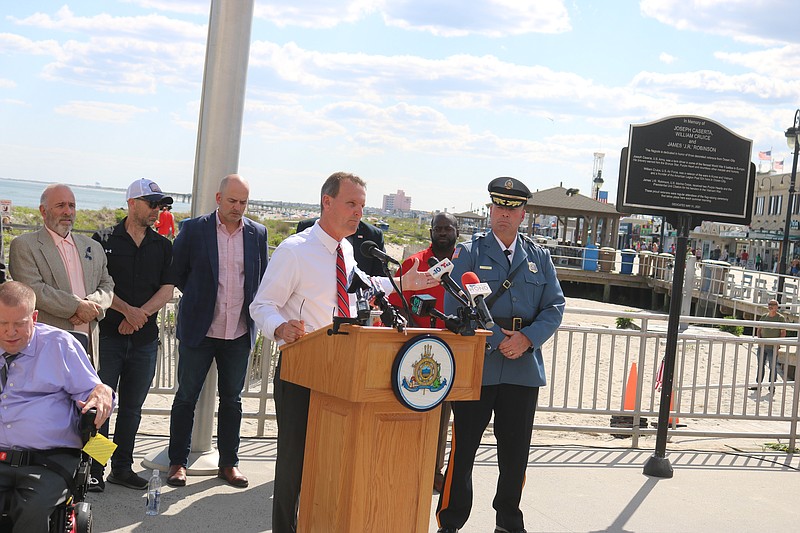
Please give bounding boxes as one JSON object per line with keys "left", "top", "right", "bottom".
{"left": 616, "top": 316, "right": 634, "bottom": 329}
{"left": 717, "top": 316, "right": 743, "bottom": 336}
{"left": 764, "top": 442, "right": 800, "bottom": 454}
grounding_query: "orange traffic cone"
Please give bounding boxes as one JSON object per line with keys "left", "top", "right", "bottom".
{"left": 623, "top": 362, "right": 638, "bottom": 411}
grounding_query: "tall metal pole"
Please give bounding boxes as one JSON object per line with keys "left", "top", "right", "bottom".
{"left": 643, "top": 213, "right": 692, "bottom": 478}
{"left": 144, "top": 0, "right": 254, "bottom": 474}
{"left": 777, "top": 109, "right": 800, "bottom": 302}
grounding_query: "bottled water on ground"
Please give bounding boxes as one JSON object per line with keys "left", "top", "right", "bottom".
{"left": 146, "top": 469, "right": 161, "bottom": 516}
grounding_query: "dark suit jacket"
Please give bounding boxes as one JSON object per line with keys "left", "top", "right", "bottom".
{"left": 296, "top": 218, "right": 386, "bottom": 276}
{"left": 173, "top": 213, "right": 268, "bottom": 348}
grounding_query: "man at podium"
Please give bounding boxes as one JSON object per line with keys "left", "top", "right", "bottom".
{"left": 435, "top": 177, "right": 565, "bottom": 533}
{"left": 249, "top": 171, "right": 436, "bottom": 533}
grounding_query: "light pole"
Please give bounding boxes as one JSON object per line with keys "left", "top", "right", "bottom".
{"left": 778, "top": 109, "right": 800, "bottom": 301}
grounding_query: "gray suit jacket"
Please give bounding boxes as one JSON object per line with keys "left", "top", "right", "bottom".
{"left": 9, "top": 228, "right": 114, "bottom": 366}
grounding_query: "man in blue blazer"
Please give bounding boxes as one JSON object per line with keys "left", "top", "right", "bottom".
{"left": 436, "top": 177, "right": 565, "bottom": 533}
{"left": 167, "top": 174, "right": 268, "bottom": 488}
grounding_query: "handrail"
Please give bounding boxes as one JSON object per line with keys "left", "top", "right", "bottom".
{"left": 140, "top": 304, "right": 800, "bottom": 451}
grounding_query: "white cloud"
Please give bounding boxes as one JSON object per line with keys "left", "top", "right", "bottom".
{"left": 0, "top": 33, "right": 63, "bottom": 56}
{"left": 10, "top": 5, "right": 206, "bottom": 41}
{"left": 250, "top": 0, "right": 571, "bottom": 36}
{"left": 0, "top": 78, "right": 16, "bottom": 88}
{"left": 716, "top": 44, "right": 800, "bottom": 77}
{"left": 17, "top": 35, "right": 207, "bottom": 94}
{"left": 1, "top": 98, "right": 28, "bottom": 106}
{"left": 632, "top": 69, "right": 800, "bottom": 101}
{"left": 659, "top": 52, "right": 677, "bottom": 64}
{"left": 54, "top": 101, "right": 153, "bottom": 123}
{"left": 381, "top": 0, "right": 571, "bottom": 37}
{"left": 249, "top": 41, "right": 623, "bottom": 115}
{"left": 640, "top": 0, "right": 800, "bottom": 46}
{"left": 122, "top": 0, "right": 209, "bottom": 16}
{"left": 255, "top": 0, "right": 380, "bottom": 29}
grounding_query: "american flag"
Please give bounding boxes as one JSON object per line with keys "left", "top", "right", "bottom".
{"left": 773, "top": 160, "right": 784, "bottom": 171}
{"left": 598, "top": 191, "right": 608, "bottom": 204}
{"left": 655, "top": 357, "right": 665, "bottom": 391}
{"left": 759, "top": 150, "right": 772, "bottom": 160}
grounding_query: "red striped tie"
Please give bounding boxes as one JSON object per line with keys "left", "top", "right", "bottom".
{"left": 336, "top": 244, "right": 350, "bottom": 318}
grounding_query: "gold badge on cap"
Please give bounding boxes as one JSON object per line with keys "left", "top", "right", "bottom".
{"left": 504, "top": 179, "right": 514, "bottom": 189}
{"left": 528, "top": 261, "right": 538, "bottom": 273}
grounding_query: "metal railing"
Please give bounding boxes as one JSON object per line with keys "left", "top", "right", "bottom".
{"left": 142, "top": 303, "right": 800, "bottom": 449}
{"left": 551, "top": 244, "right": 800, "bottom": 317}
{"left": 541, "top": 308, "right": 799, "bottom": 449}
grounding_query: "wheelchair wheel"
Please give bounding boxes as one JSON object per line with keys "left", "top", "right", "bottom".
{"left": 74, "top": 502, "right": 92, "bottom": 533}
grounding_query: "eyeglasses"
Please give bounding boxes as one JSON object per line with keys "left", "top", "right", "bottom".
{"left": 137, "top": 198, "right": 161, "bottom": 209}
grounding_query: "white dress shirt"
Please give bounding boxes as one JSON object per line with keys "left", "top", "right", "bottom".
{"left": 249, "top": 221, "right": 394, "bottom": 345}
{"left": 493, "top": 232, "right": 518, "bottom": 264}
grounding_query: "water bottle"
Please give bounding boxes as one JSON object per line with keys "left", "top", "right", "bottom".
{"left": 145, "top": 469, "right": 161, "bottom": 516}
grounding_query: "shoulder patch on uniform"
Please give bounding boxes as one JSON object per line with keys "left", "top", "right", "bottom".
{"left": 452, "top": 246, "right": 461, "bottom": 259}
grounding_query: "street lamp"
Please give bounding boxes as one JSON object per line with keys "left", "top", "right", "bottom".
{"left": 777, "top": 109, "right": 800, "bottom": 301}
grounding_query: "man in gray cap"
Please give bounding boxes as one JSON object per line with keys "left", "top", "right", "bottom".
{"left": 435, "top": 177, "right": 565, "bottom": 533}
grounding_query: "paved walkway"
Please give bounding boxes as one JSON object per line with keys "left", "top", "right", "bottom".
{"left": 89, "top": 436, "right": 800, "bottom": 532}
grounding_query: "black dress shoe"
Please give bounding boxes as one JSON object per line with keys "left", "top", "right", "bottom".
{"left": 437, "top": 528, "right": 458, "bottom": 533}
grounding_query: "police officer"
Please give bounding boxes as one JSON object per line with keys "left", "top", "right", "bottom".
{"left": 435, "top": 177, "right": 565, "bottom": 533}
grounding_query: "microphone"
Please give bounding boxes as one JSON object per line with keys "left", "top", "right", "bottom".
{"left": 360, "top": 240, "right": 400, "bottom": 266}
{"left": 346, "top": 269, "right": 374, "bottom": 323}
{"left": 427, "top": 256, "right": 470, "bottom": 307}
{"left": 461, "top": 272, "right": 495, "bottom": 329}
{"left": 410, "top": 295, "right": 463, "bottom": 334}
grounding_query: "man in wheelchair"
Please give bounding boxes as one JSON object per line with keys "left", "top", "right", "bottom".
{"left": 0, "top": 282, "right": 115, "bottom": 532}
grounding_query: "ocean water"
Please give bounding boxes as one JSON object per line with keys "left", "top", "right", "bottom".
{"left": 0, "top": 178, "right": 192, "bottom": 212}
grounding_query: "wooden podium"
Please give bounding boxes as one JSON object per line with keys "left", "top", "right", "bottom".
{"left": 281, "top": 324, "right": 489, "bottom": 532}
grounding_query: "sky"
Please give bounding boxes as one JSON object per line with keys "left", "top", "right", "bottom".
{"left": 2, "top": 0, "right": 800, "bottom": 213}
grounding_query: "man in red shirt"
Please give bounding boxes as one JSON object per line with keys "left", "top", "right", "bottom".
{"left": 388, "top": 211, "right": 459, "bottom": 492}
{"left": 155, "top": 205, "right": 175, "bottom": 238}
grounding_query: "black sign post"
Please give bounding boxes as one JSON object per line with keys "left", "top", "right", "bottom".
{"left": 617, "top": 116, "right": 755, "bottom": 479}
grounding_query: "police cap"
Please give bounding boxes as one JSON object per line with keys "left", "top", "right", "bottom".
{"left": 488, "top": 177, "right": 531, "bottom": 208}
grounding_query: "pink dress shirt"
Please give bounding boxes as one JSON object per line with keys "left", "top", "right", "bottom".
{"left": 207, "top": 212, "right": 248, "bottom": 340}
{"left": 45, "top": 226, "right": 89, "bottom": 334}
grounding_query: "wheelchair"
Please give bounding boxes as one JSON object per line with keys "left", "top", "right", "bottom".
{"left": 0, "top": 407, "right": 96, "bottom": 533}
{"left": 0, "top": 331, "right": 96, "bottom": 533}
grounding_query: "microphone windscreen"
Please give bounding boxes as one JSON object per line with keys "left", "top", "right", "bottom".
{"left": 360, "top": 240, "right": 377, "bottom": 256}
{"left": 427, "top": 256, "right": 438, "bottom": 268}
{"left": 461, "top": 271, "right": 481, "bottom": 285}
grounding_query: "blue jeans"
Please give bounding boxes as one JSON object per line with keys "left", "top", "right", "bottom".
{"left": 757, "top": 345, "right": 784, "bottom": 383}
{"left": 97, "top": 336, "right": 158, "bottom": 473}
{"left": 168, "top": 334, "right": 251, "bottom": 467}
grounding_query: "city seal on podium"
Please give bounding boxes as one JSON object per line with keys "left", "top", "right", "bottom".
{"left": 391, "top": 334, "right": 455, "bottom": 411}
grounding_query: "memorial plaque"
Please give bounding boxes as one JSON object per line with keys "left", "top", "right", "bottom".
{"left": 617, "top": 115, "right": 754, "bottom": 224}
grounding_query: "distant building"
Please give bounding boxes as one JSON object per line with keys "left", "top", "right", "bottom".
{"left": 382, "top": 189, "right": 412, "bottom": 212}
{"left": 452, "top": 211, "right": 486, "bottom": 234}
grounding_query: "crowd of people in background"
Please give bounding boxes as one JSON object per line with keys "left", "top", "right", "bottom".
{"left": 1, "top": 172, "right": 566, "bottom": 533}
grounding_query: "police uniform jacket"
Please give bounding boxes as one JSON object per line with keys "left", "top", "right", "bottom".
{"left": 445, "top": 231, "right": 565, "bottom": 387}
